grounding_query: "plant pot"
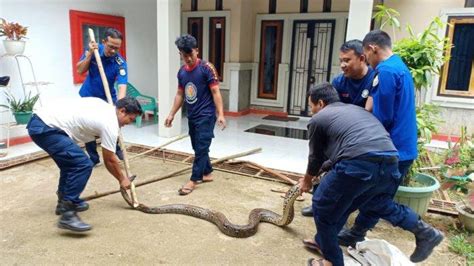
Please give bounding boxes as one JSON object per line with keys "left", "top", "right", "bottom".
{"left": 455, "top": 202, "right": 474, "bottom": 232}
{"left": 13, "top": 111, "right": 32, "bottom": 124}
{"left": 395, "top": 173, "right": 440, "bottom": 216}
{"left": 3, "top": 40, "right": 26, "bottom": 55}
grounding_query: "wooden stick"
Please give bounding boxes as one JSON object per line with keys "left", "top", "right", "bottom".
{"left": 123, "top": 134, "right": 188, "bottom": 162}
{"left": 243, "top": 161, "right": 297, "bottom": 185}
{"left": 83, "top": 148, "right": 262, "bottom": 201}
{"left": 88, "top": 29, "right": 139, "bottom": 207}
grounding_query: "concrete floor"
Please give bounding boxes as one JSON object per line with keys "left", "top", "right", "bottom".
{"left": 0, "top": 153, "right": 466, "bottom": 265}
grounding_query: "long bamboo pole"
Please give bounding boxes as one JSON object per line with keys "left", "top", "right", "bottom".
{"left": 82, "top": 148, "right": 262, "bottom": 201}
{"left": 244, "top": 161, "right": 297, "bottom": 185}
{"left": 126, "top": 134, "right": 188, "bottom": 162}
{"left": 88, "top": 29, "right": 138, "bottom": 207}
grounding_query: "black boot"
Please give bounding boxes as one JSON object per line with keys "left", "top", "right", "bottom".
{"left": 57, "top": 201, "right": 92, "bottom": 232}
{"left": 301, "top": 206, "right": 314, "bottom": 217}
{"left": 409, "top": 219, "right": 444, "bottom": 262}
{"left": 55, "top": 191, "right": 62, "bottom": 215}
{"left": 55, "top": 192, "right": 89, "bottom": 215}
{"left": 338, "top": 224, "right": 370, "bottom": 247}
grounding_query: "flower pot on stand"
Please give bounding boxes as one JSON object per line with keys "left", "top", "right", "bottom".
{"left": 13, "top": 111, "right": 32, "bottom": 124}
{"left": 395, "top": 173, "right": 440, "bottom": 216}
{"left": 3, "top": 40, "right": 26, "bottom": 55}
{"left": 455, "top": 202, "right": 474, "bottom": 232}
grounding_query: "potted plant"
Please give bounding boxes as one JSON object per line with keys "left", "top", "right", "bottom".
{"left": 0, "top": 18, "right": 28, "bottom": 55}
{"left": 394, "top": 103, "right": 443, "bottom": 215}
{"left": 442, "top": 126, "right": 474, "bottom": 181}
{"left": 455, "top": 190, "right": 474, "bottom": 232}
{"left": 0, "top": 91, "right": 39, "bottom": 124}
{"left": 393, "top": 17, "right": 451, "bottom": 106}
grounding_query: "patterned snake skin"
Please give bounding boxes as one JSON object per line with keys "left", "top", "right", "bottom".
{"left": 120, "top": 185, "right": 301, "bottom": 238}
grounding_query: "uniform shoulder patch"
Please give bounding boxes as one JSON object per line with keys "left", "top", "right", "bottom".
{"left": 119, "top": 68, "right": 126, "bottom": 76}
{"left": 372, "top": 75, "right": 379, "bottom": 87}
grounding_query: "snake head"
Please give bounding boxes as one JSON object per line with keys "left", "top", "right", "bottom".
{"left": 129, "top": 175, "right": 137, "bottom": 182}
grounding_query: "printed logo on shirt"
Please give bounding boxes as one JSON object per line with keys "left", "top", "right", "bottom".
{"left": 185, "top": 82, "right": 198, "bottom": 104}
{"left": 361, "top": 89, "right": 369, "bottom": 98}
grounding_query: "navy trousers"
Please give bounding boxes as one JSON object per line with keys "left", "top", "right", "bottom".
{"left": 354, "top": 159, "right": 419, "bottom": 230}
{"left": 188, "top": 115, "right": 216, "bottom": 182}
{"left": 27, "top": 115, "right": 93, "bottom": 204}
{"left": 312, "top": 156, "right": 407, "bottom": 266}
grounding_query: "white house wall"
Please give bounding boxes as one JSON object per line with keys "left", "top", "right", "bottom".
{"left": 0, "top": 0, "right": 157, "bottom": 138}
{"left": 0, "top": 0, "right": 158, "bottom": 103}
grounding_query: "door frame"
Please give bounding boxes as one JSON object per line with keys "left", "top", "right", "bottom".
{"left": 250, "top": 13, "right": 347, "bottom": 110}
{"left": 287, "top": 19, "right": 336, "bottom": 116}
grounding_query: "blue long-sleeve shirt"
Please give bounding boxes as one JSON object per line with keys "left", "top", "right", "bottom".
{"left": 371, "top": 54, "right": 418, "bottom": 161}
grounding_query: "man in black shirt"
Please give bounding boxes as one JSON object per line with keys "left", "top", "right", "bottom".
{"left": 301, "top": 40, "right": 375, "bottom": 217}
{"left": 299, "top": 83, "right": 443, "bottom": 266}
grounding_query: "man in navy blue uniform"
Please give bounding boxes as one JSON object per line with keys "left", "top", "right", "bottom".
{"left": 301, "top": 39, "right": 376, "bottom": 217}
{"left": 332, "top": 39, "right": 376, "bottom": 110}
{"left": 76, "top": 28, "right": 128, "bottom": 166}
{"left": 165, "top": 34, "right": 226, "bottom": 195}
{"left": 337, "top": 30, "right": 443, "bottom": 263}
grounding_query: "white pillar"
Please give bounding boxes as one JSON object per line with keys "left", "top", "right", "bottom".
{"left": 157, "top": 0, "right": 182, "bottom": 137}
{"left": 228, "top": 67, "right": 239, "bottom": 112}
{"left": 346, "top": 0, "right": 374, "bottom": 41}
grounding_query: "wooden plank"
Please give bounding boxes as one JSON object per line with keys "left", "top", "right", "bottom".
{"left": 428, "top": 207, "right": 458, "bottom": 217}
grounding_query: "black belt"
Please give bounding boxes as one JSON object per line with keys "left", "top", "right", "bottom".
{"left": 359, "top": 156, "right": 398, "bottom": 164}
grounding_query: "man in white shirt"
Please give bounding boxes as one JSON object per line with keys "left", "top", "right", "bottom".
{"left": 27, "top": 96, "right": 142, "bottom": 232}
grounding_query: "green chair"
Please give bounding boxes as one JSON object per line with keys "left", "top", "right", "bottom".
{"left": 117, "top": 82, "right": 158, "bottom": 127}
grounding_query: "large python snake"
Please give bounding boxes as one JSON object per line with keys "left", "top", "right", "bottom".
{"left": 120, "top": 184, "right": 301, "bottom": 238}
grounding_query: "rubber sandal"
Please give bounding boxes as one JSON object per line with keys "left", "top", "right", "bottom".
{"left": 307, "top": 258, "right": 325, "bottom": 266}
{"left": 280, "top": 194, "right": 305, "bottom": 201}
{"left": 178, "top": 186, "right": 194, "bottom": 196}
{"left": 303, "top": 239, "right": 323, "bottom": 255}
{"left": 271, "top": 187, "right": 288, "bottom": 193}
{"left": 196, "top": 179, "right": 213, "bottom": 184}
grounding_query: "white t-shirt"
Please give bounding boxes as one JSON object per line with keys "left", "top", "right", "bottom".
{"left": 35, "top": 97, "right": 119, "bottom": 152}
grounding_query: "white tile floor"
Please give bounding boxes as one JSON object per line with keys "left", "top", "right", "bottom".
{"left": 2, "top": 114, "right": 312, "bottom": 174}
{"left": 1, "top": 114, "right": 452, "bottom": 173}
